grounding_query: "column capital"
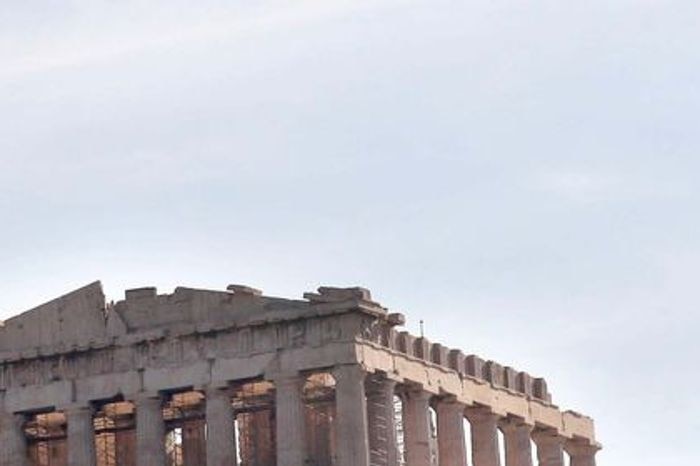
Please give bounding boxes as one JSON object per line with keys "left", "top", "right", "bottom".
{"left": 499, "top": 417, "right": 533, "bottom": 434}
{"left": 205, "top": 384, "right": 233, "bottom": 400}
{"left": 61, "top": 403, "right": 96, "bottom": 416}
{"left": 532, "top": 429, "right": 566, "bottom": 466}
{"left": 564, "top": 440, "right": 600, "bottom": 457}
{"left": 206, "top": 387, "right": 237, "bottom": 466}
{"left": 436, "top": 397, "right": 466, "bottom": 413}
{"left": 436, "top": 394, "right": 464, "bottom": 404}
{"left": 66, "top": 402, "right": 97, "bottom": 466}
{"left": 366, "top": 371, "right": 398, "bottom": 388}
{"left": 275, "top": 371, "right": 307, "bottom": 466}
{"left": 403, "top": 386, "right": 432, "bottom": 466}
{"left": 135, "top": 391, "right": 167, "bottom": 466}
{"left": 333, "top": 364, "right": 368, "bottom": 383}
{"left": 268, "top": 371, "right": 306, "bottom": 386}
{"left": 436, "top": 397, "right": 468, "bottom": 466}
{"left": 465, "top": 406, "right": 501, "bottom": 424}
{"left": 131, "top": 392, "right": 165, "bottom": 405}
{"left": 501, "top": 418, "right": 533, "bottom": 466}
{"left": 335, "top": 364, "right": 371, "bottom": 466}
{"left": 467, "top": 406, "right": 502, "bottom": 466}
{"left": 204, "top": 385, "right": 233, "bottom": 400}
{"left": 402, "top": 385, "right": 432, "bottom": 401}
{"left": 531, "top": 429, "right": 566, "bottom": 447}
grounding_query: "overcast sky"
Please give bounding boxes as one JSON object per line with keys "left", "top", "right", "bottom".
{"left": 1, "top": 1, "right": 698, "bottom": 464}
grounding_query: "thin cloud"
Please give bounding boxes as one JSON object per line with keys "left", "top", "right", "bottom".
{"left": 532, "top": 171, "right": 622, "bottom": 202}
{"left": 0, "top": 0, "right": 409, "bottom": 80}
{"left": 530, "top": 169, "right": 693, "bottom": 203}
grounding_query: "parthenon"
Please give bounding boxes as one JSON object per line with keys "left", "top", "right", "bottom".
{"left": 0, "top": 282, "right": 600, "bottom": 466}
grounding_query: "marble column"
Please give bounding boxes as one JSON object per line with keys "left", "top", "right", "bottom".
{"left": 532, "top": 431, "right": 565, "bottom": 466}
{"left": 366, "top": 374, "right": 399, "bottom": 466}
{"left": 66, "top": 405, "right": 97, "bottom": 466}
{"left": 500, "top": 420, "right": 533, "bottom": 466}
{"left": 403, "top": 390, "right": 432, "bottom": 466}
{"left": 334, "top": 364, "right": 371, "bottom": 466}
{"left": 565, "top": 442, "right": 599, "bottom": 466}
{"left": 206, "top": 387, "right": 238, "bottom": 466}
{"left": 0, "top": 412, "right": 28, "bottom": 466}
{"left": 182, "top": 419, "right": 206, "bottom": 466}
{"left": 465, "top": 408, "right": 502, "bottom": 466}
{"left": 135, "top": 394, "right": 167, "bottom": 466}
{"left": 274, "top": 373, "right": 307, "bottom": 466}
{"left": 436, "top": 400, "right": 467, "bottom": 466}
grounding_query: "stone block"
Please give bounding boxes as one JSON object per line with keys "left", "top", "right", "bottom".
{"left": 383, "top": 327, "right": 399, "bottom": 350}
{"left": 484, "top": 361, "right": 504, "bottom": 386}
{"left": 307, "top": 286, "right": 372, "bottom": 302}
{"left": 387, "top": 313, "right": 406, "bottom": 326}
{"left": 226, "top": 284, "right": 263, "bottom": 296}
{"left": 3, "top": 380, "right": 73, "bottom": 413}
{"left": 448, "top": 350, "right": 466, "bottom": 373}
{"left": 517, "top": 372, "right": 534, "bottom": 396}
{"left": 75, "top": 372, "right": 142, "bottom": 402}
{"left": 533, "top": 378, "right": 549, "bottom": 401}
{"left": 503, "top": 366, "right": 518, "bottom": 390}
{"left": 430, "top": 343, "right": 449, "bottom": 365}
{"left": 465, "top": 355, "right": 485, "bottom": 378}
{"left": 125, "top": 287, "right": 157, "bottom": 300}
{"left": 413, "top": 338, "right": 431, "bottom": 361}
{"left": 397, "top": 332, "right": 414, "bottom": 355}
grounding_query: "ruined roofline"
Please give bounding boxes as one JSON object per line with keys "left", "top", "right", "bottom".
{"left": 0, "top": 281, "right": 554, "bottom": 404}
{"left": 0, "top": 282, "right": 388, "bottom": 322}
{"left": 0, "top": 281, "right": 389, "bottom": 357}
{"left": 356, "top": 322, "right": 554, "bottom": 405}
{"left": 0, "top": 280, "right": 106, "bottom": 324}
{"left": 0, "top": 281, "right": 598, "bottom": 447}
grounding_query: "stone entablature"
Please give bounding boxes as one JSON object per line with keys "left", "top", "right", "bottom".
{"left": 0, "top": 282, "right": 600, "bottom": 466}
{"left": 0, "top": 283, "right": 372, "bottom": 410}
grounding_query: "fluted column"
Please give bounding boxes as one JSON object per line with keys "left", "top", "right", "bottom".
{"left": 274, "top": 373, "right": 307, "bottom": 466}
{"left": 183, "top": 419, "right": 206, "bottom": 466}
{"left": 565, "top": 441, "right": 599, "bottom": 466}
{"left": 206, "top": 387, "right": 237, "bottom": 466}
{"left": 334, "top": 364, "right": 370, "bottom": 466}
{"left": 465, "top": 408, "right": 502, "bottom": 466}
{"left": 403, "top": 389, "right": 432, "bottom": 466}
{"left": 66, "top": 405, "right": 97, "bottom": 466}
{"left": 0, "top": 412, "right": 28, "bottom": 466}
{"left": 532, "top": 431, "right": 565, "bottom": 466}
{"left": 366, "top": 374, "right": 399, "bottom": 466}
{"left": 500, "top": 420, "right": 533, "bottom": 466}
{"left": 135, "top": 394, "right": 166, "bottom": 466}
{"left": 436, "top": 399, "right": 467, "bottom": 466}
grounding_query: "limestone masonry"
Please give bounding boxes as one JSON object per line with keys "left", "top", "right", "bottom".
{"left": 0, "top": 282, "right": 600, "bottom": 466}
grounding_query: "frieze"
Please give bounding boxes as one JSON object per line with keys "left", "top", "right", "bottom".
{"left": 0, "top": 313, "right": 356, "bottom": 392}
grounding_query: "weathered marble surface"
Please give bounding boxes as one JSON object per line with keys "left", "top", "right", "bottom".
{"left": 0, "top": 282, "right": 599, "bottom": 447}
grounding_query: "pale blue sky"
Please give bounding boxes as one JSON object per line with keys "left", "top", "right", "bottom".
{"left": 1, "top": 1, "right": 698, "bottom": 465}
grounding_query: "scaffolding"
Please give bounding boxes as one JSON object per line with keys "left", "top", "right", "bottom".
{"left": 303, "top": 373, "right": 337, "bottom": 466}
{"left": 21, "top": 373, "right": 342, "bottom": 466}
{"left": 94, "top": 402, "right": 136, "bottom": 466}
{"left": 25, "top": 412, "right": 68, "bottom": 466}
{"left": 164, "top": 392, "right": 206, "bottom": 466}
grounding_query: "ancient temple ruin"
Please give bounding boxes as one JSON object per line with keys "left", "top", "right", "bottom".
{"left": 0, "top": 282, "right": 600, "bottom": 466}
